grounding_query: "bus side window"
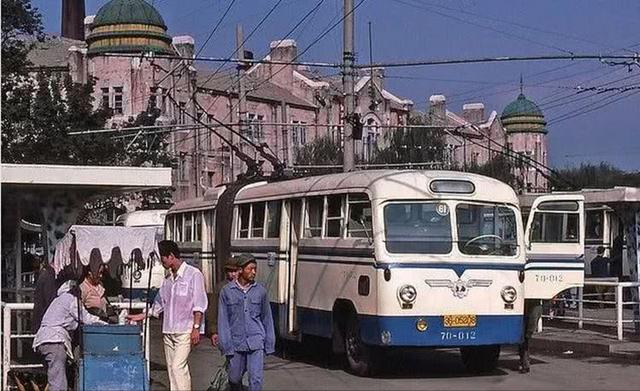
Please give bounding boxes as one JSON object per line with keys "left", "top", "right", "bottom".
{"left": 165, "top": 215, "right": 173, "bottom": 240}
{"left": 347, "top": 193, "right": 372, "bottom": 238}
{"left": 176, "top": 214, "right": 183, "bottom": 242}
{"left": 184, "top": 212, "right": 193, "bottom": 242}
{"left": 586, "top": 210, "right": 603, "bottom": 242}
{"left": 252, "top": 202, "right": 266, "bottom": 238}
{"left": 530, "top": 212, "right": 580, "bottom": 243}
{"left": 194, "top": 211, "right": 202, "bottom": 242}
{"left": 305, "top": 196, "right": 323, "bottom": 238}
{"left": 239, "top": 204, "right": 250, "bottom": 238}
{"left": 325, "top": 195, "right": 345, "bottom": 237}
{"left": 266, "top": 201, "right": 281, "bottom": 238}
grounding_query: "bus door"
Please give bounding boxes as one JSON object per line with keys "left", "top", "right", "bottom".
{"left": 524, "top": 194, "right": 585, "bottom": 299}
{"left": 283, "top": 199, "right": 303, "bottom": 338}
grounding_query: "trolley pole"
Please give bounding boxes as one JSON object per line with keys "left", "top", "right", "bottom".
{"left": 342, "top": 0, "right": 356, "bottom": 172}
{"left": 236, "top": 24, "right": 247, "bottom": 174}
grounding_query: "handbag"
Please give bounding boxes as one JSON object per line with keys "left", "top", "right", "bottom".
{"left": 207, "top": 357, "right": 229, "bottom": 391}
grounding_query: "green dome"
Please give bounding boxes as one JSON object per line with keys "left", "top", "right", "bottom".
{"left": 93, "top": 0, "right": 166, "bottom": 28}
{"left": 87, "top": 0, "right": 173, "bottom": 56}
{"left": 500, "top": 92, "right": 547, "bottom": 133}
{"left": 501, "top": 93, "right": 543, "bottom": 119}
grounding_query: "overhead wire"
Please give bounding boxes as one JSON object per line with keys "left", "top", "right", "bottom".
{"left": 196, "top": 0, "right": 286, "bottom": 93}
{"left": 199, "top": 0, "right": 327, "bottom": 115}
{"left": 194, "top": 0, "right": 238, "bottom": 58}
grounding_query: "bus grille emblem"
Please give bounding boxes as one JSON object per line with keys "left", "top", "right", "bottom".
{"left": 424, "top": 279, "right": 493, "bottom": 299}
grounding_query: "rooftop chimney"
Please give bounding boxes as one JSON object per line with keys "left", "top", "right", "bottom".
{"left": 462, "top": 103, "right": 485, "bottom": 124}
{"left": 267, "top": 39, "right": 297, "bottom": 87}
{"left": 62, "top": 0, "right": 85, "bottom": 41}
{"left": 428, "top": 94, "right": 446, "bottom": 126}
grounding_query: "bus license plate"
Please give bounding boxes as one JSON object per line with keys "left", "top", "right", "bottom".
{"left": 444, "top": 315, "right": 476, "bottom": 327}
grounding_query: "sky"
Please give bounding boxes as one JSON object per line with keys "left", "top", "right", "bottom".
{"left": 32, "top": 0, "right": 640, "bottom": 171}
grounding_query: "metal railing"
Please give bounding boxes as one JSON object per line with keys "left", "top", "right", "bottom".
{"left": 2, "top": 302, "right": 149, "bottom": 391}
{"left": 541, "top": 280, "right": 640, "bottom": 341}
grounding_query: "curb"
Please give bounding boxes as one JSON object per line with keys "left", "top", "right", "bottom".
{"left": 530, "top": 334, "right": 640, "bottom": 360}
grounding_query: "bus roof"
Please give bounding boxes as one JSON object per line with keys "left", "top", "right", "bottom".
{"left": 519, "top": 187, "right": 640, "bottom": 208}
{"left": 235, "top": 170, "right": 518, "bottom": 204}
{"left": 167, "top": 187, "right": 225, "bottom": 214}
{"left": 115, "top": 209, "right": 168, "bottom": 227}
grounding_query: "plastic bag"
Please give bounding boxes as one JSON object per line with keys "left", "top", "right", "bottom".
{"left": 207, "top": 358, "right": 229, "bottom": 391}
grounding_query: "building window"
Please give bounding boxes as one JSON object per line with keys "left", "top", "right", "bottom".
{"left": 101, "top": 88, "right": 110, "bottom": 109}
{"left": 363, "top": 118, "right": 379, "bottom": 161}
{"left": 178, "top": 101, "right": 186, "bottom": 124}
{"left": 161, "top": 88, "right": 168, "bottom": 114}
{"left": 246, "top": 113, "right": 264, "bottom": 143}
{"left": 292, "top": 121, "right": 307, "bottom": 147}
{"left": 113, "top": 87, "right": 123, "bottom": 115}
{"left": 178, "top": 154, "right": 188, "bottom": 182}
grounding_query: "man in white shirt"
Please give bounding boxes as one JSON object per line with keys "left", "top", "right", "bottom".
{"left": 129, "top": 240, "right": 208, "bottom": 391}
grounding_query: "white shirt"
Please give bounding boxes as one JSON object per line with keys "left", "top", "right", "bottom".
{"left": 150, "top": 262, "right": 208, "bottom": 334}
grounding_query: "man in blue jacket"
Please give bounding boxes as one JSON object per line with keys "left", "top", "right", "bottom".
{"left": 218, "top": 254, "right": 275, "bottom": 391}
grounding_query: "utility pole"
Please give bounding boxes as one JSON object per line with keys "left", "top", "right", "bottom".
{"left": 236, "top": 23, "right": 247, "bottom": 177}
{"left": 342, "top": 0, "right": 355, "bottom": 172}
{"left": 190, "top": 67, "right": 200, "bottom": 197}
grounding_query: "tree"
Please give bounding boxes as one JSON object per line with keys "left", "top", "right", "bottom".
{"left": 373, "top": 113, "right": 447, "bottom": 166}
{"left": 1, "top": 73, "right": 120, "bottom": 165}
{"left": 550, "top": 162, "right": 640, "bottom": 190}
{"left": 296, "top": 135, "right": 343, "bottom": 165}
{"left": 465, "top": 154, "right": 524, "bottom": 190}
{"left": 1, "top": 0, "right": 43, "bottom": 75}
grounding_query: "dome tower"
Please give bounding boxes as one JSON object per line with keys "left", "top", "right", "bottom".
{"left": 86, "top": 0, "right": 173, "bottom": 56}
{"left": 500, "top": 78, "right": 549, "bottom": 192}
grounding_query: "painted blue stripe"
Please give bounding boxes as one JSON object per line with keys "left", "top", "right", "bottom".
{"left": 278, "top": 305, "right": 523, "bottom": 347}
{"left": 525, "top": 266, "right": 584, "bottom": 271}
{"left": 359, "top": 314, "right": 523, "bottom": 347}
{"left": 382, "top": 263, "right": 523, "bottom": 278}
{"left": 527, "top": 258, "right": 584, "bottom": 263}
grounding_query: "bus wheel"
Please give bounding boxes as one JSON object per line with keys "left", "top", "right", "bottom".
{"left": 344, "top": 313, "right": 375, "bottom": 376}
{"left": 460, "top": 345, "right": 500, "bottom": 373}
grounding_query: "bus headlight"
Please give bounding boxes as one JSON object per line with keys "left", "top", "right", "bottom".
{"left": 501, "top": 286, "right": 517, "bottom": 303}
{"left": 398, "top": 284, "right": 417, "bottom": 304}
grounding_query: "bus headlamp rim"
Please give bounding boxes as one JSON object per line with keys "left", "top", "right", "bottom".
{"left": 398, "top": 284, "right": 417, "bottom": 304}
{"left": 501, "top": 286, "right": 517, "bottom": 303}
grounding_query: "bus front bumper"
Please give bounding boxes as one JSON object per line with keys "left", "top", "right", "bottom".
{"left": 359, "top": 314, "right": 524, "bottom": 347}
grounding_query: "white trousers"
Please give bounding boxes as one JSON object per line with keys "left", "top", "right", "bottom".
{"left": 163, "top": 333, "right": 192, "bottom": 390}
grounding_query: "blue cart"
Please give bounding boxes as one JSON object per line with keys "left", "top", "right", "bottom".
{"left": 77, "top": 324, "right": 148, "bottom": 390}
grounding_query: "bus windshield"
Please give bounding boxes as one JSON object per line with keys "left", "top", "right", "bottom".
{"left": 384, "top": 202, "right": 452, "bottom": 254}
{"left": 456, "top": 203, "right": 518, "bottom": 256}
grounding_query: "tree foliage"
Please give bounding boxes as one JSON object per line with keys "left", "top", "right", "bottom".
{"left": 373, "top": 113, "right": 447, "bottom": 165}
{"left": 465, "top": 154, "right": 524, "bottom": 190}
{"left": 296, "top": 135, "right": 343, "bottom": 166}
{"left": 551, "top": 162, "right": 640, "bottom": 190}
{"left": 1, "top": 0, "right": 43, "bottom": 75}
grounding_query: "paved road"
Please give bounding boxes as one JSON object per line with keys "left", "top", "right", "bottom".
{"left": 148, "top": 322, "right": 640, "bottom": 390}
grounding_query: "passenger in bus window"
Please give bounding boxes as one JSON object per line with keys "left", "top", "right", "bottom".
{"left": 218, "top": 254, "right": 275, "bottom": 391}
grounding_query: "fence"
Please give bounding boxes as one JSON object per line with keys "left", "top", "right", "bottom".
{"left": 541, "top": 279, "right": 640, "bottom": 341}
{"left": 2, "top": 302, "right": 149, "bottom": 391}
